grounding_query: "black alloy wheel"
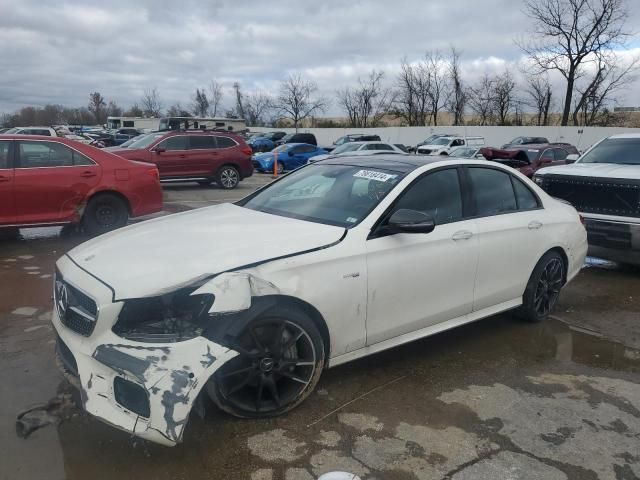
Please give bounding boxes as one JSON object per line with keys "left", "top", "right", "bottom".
{"left": 519, "top": 251, "right": 565, "bottom": 322}
{"left": 533, "top": 257, "right": 564, "bottom": 317}
{"left": 208, "top": 312, "right": 324, "bottom": 418}
{"left": 83, "top": 194, "right": 129, "bottom": 236}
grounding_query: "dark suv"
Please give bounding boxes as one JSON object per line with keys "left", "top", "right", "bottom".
{"left": 112, "top": 131, "right": 253, "bottom": 189}
{"left": 276, "top": 132, "right": 317, "bottom": 146}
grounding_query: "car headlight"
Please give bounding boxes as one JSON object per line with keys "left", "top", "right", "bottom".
{"left": 533, "top": 175, "right": 544, "bottom": 186}
{"left": 112, "top": 289, "right": 214, "bottom": 343}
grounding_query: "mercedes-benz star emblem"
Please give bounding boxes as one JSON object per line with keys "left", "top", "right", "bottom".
{"left": 55, "top": 281, "right": 69, "bottom": 318}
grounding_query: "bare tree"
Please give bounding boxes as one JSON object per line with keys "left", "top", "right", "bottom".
{"left": 424, "top": 51, "right": 450, "bottom": 126}
{"left": 393, "top": 58, "right": 430, "bottom": 126}
{"left": 191, "top": 88, "right": 210, "bottom": 116}
{"left": 468, "top": 74, "right": 496, "bottom": 125}
{"left": 492, "top": 71, "right": 517, "bottom": 125}
{"left": 208, "top": 80, "right": 224, "bottom": 117}
{"left": 124, "top": 103, "right": 143, "bottom": 117}
{"left": 243, "top": 91, "right": 273, "bottom": 126}
{"left": 274, "top": 74, "right": 327, "bottom": 130}
{"left": 88, "top": 92, "right": 106, "bottom": 123}
{"left": 106, "top": 100, "right": 122, "bottom": 118}
{"left": 519, "top": 0, "right": 631, "bottom": 126}
{"left": 166, "top": 103, "right": 191, "bottom": 117}
{"left": 141, "top": 87, "right": 163, "bottom": 117}
{"left": 525, "top": 75, "right": 553, "bottom": 125}
{"left": 337, "top": 70, "right": 394, "bottom": 127}
{"left": 572, "top": 51, "right": 639, "bottom": 125}
{"left": 446, "top": 47, "right": 466, "bottom": 125}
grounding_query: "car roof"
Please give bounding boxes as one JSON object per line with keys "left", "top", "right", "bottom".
{"left": 284, "top": 142, "right": 317, "bottom": 147}
{"left": 609, "top": 133, "right": 640, "bottom": 139}
{"left": 318, "top": 154, "right": 450, "bottom": 173}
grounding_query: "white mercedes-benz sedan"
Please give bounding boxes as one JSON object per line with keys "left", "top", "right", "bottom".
{"left": 52, "top": 156, "right": 587, "bottom": 446}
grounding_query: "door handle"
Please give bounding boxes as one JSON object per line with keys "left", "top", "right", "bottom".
{"left": 528, "top": 221, "right": 543, "bottom": 230}
{"left": 452, "top": 230, "right": 473, "bottom": 241}
{"left": 80, "top": 171, "right": 96, "bottom": 178}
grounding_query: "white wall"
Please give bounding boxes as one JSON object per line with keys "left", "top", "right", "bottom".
{"left": 252, "top": 125, "right": 640, "bottom": 150}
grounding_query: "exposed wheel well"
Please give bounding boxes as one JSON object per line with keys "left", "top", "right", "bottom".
{"left": 544, "top": 246, "right": 569, "bottom": 284}
{"left": 271, "top": 295, "right": 331, "bottom": 365}
{"left": 87, "top": 190, "right": 132, "bottom": 215}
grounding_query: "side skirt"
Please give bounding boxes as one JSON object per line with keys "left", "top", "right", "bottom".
{"left": 328, "top": 298, "right": 522, "bottom": 368}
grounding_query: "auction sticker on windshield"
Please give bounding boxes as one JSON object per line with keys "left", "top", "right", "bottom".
{"left": 353, "top": 170, "right": 398, "bottom": 182}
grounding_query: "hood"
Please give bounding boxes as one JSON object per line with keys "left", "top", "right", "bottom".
{"left": 418, "top": 143, "right": 446, "bottom": 150}
{"left": 66, "top": 203, "right": 345, "bottom": 300}
{"left": 536, "top": 162, "right": 640, "bottom": 180}
{"left": 253, "top": 152, "right": 277, "bottom": 164}
{"left": 309, "top": 154, "right": 330, "bottom": 162}
{"left": 480, "top": 147, "right": 529, "bottom": 161}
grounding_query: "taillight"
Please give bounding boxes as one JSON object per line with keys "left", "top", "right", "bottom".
{"left": 241, "top": 146, "right": 253, "bottom": 156}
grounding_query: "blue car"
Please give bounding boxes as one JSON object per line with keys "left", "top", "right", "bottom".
{"left": 252, "top": 143, "right": 327, "bottom": 173}
{"left": 248, "top": 136, "right": 275, "bottom": 153}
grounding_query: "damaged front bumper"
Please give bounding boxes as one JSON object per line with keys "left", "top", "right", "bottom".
{"left": 52, "top": 257, "right": 238, "bottom": 447}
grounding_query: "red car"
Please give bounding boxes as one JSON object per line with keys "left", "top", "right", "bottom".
{"left": 0, "top": 135, "right": 163, "bottom": 235}
{"left": 480, "top": 143, "right": 579, "bottom": 177}
{"left": 110, "top": 130, "right": 253, "bottom": 189}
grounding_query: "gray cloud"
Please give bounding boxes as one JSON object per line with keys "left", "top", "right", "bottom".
{"left": 0, "top": 0, "right": 638, "bottom": 115}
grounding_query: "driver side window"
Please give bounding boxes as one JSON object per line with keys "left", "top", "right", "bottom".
{"left": 157, "top": 136, "right": 188, "bottom": 151}
{"left": 390, "top": 169, "right": 463, "bottom": 225}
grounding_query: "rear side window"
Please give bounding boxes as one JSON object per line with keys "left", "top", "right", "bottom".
{"left": 513, "top": 178, "right": 540, "bottom": 210}
{"left": 392, "top": 168, "right": 463, "bottom": 225}
{"left": 17, "top": 141, "right": 73, "bottom": 168}
{"left": 0, "top": 141, "right": 11, "bottom": 169}
{"left": 189, "top": 136, "right": 216, "bottom": 149}
{"left": 375, "top": 144, "right": 394, "bottom": 151}
{"left": 216, "top": 136, "right": 237, "bottom": 148}
{"left": 469, "top": 168, "right": 517, "bottom": 216}
{"left": 158, "top": 136, "right": 188, "bottom": 151}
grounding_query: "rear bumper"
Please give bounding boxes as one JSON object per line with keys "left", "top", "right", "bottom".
{"left": 584, "top": 217, "right": 640, "bottom": 266}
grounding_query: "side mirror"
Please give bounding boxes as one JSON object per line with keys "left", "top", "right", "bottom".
{"left": 565, "top": 154, "right": 579, "bottom": 164}
{"left": 153, "top": 146, "right": 166, "bottom": 154}
{"left": 386, "top": 209, "right": 435, "bottom": 234}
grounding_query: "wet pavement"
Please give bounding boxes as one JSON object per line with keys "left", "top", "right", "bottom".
{"left": 1, "top": 176, "right": 639, "bottom": 480}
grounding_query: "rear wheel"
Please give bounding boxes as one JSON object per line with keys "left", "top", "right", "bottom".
{"left": 207, "top": 307, "right": 325, "bottom": 418}
{"left": 518, "top": 251, "right": 565, "bottom": 322}
{"left": 82, "top": 194, "right": 129, "bottom": 236}
{"left": 216, "top": 166, "right": 240, "bottom": 189}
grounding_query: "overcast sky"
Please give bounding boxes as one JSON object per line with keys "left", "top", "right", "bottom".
{"left": 1, "top": 0, "right": 639, "bottom": 116}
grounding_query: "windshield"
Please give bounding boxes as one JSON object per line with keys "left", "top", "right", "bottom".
{"left": 450, "top": 147, "right": 476, "bottom": 158}
{"left": 241, "top": 164, "right": 405, "bottom": 228}
{"left": 432, "top": 137, "right": 451, "bottom": 146}
{"left": 272, "top": 144, "right": 291, "bottom": 153}
{"left": 4, "top": 127, "right": 20, "bottom": 134}
{"left": 332, "top": 143, "right": 362, "bottom": 154}
{"left": 281, "top": 134, "right": 294, "bottom": 142}
{"left": 127, "top": 133, "right": 165, "bottom": 149}
{"left": 578, "top": 138, "right": 640, "bottom": 165}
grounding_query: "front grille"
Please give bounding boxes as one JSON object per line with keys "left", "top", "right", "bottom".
{"left": 55, "top": 274, "right": 98, "bottom": 337}
{"left": 540, "top": 174, "right": 640, "bottom": 218}
{"left": 585, "top": 219, "right": 634, "bottom": 250}
{"left": 418, "top": 149, "right": 432, "bottom": 155}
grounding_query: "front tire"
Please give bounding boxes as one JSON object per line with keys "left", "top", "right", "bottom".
{"left": 207, "top": 306, "right": 325, "bottom": 418}
{"left": 277, "top": 161, "right": 285, "bottom": 174}
{"left": 82, "top": 194, "right": 129, "bottom": 236}
{"left": 216, "top": 166, "right": 240, "bottom": 189}
{"left": 518, "top": 251, "right": 565, "bottom": 322}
